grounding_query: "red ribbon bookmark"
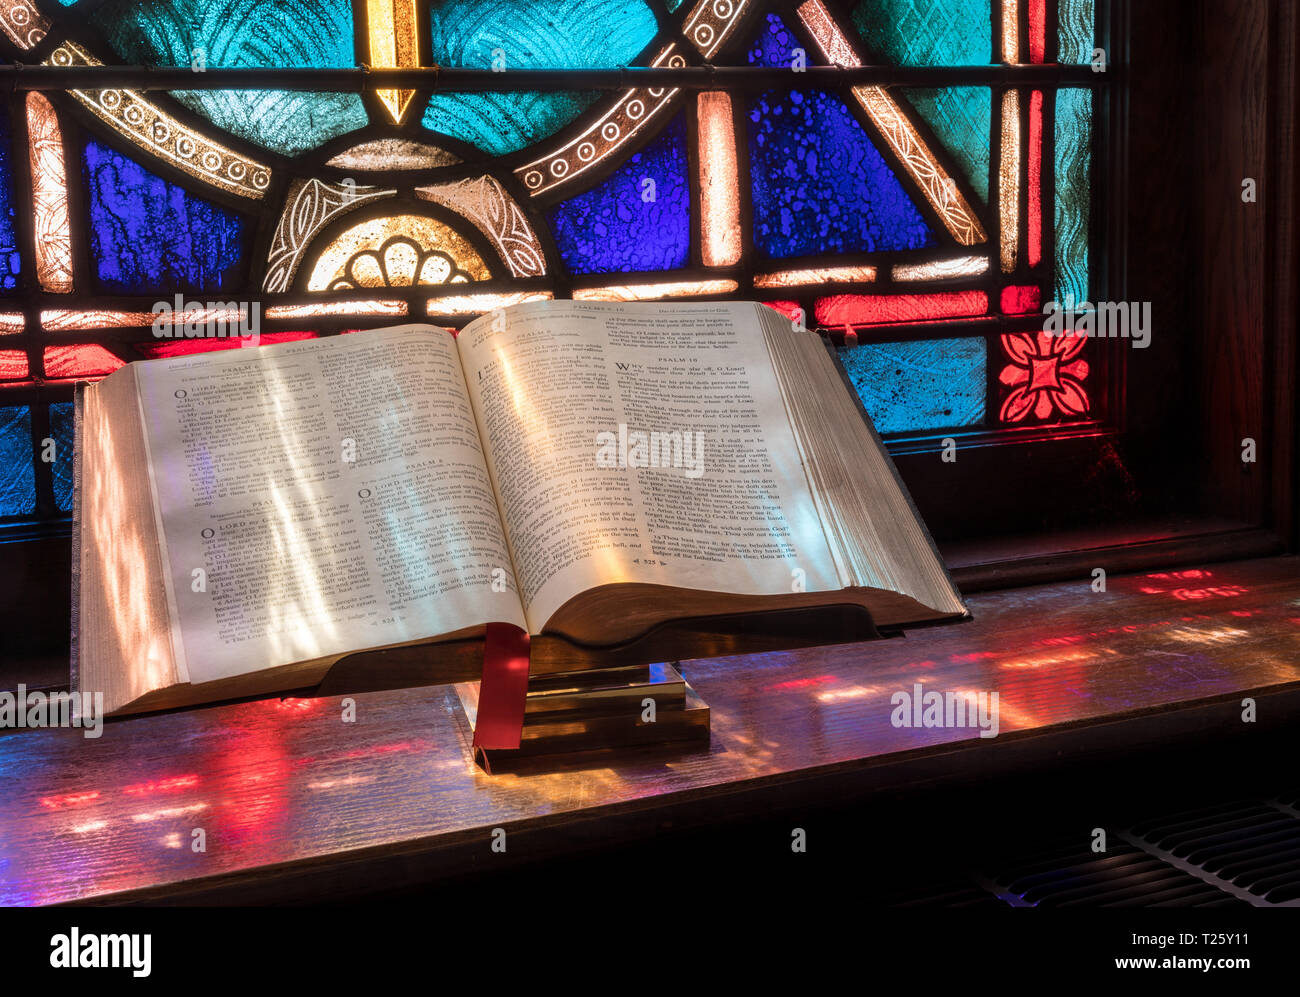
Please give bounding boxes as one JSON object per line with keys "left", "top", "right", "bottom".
{"left": 473, "top": 623, "right": 531, "bottom": 750}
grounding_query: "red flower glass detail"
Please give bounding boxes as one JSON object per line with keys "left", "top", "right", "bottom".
{"left": 998, "top": 331, "right": 1090, "bottom": 422}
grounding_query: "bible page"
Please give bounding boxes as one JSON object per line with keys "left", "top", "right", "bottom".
{"left": 457, "top": 300, "right": 842, "bottom": 633}
{"left": 134, "top": 326, "right": 525, "bottom": 684}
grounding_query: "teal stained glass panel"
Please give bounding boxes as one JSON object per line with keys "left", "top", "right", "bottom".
{"left": 838, "top": 337, "right": 986, "bottom": 434}
{"left": 0, "top": 406, "right": 34, "bottom": 518}
{"left": 852, "top": 0, "right": 992, "bottom": 66}
{"left": 50, "top": 402, "right": 75, "bottom": 513}
{"left": 1055, "top": 88, "right": 1092, "bottom": 308}
{"left": 1058, "top": 0, "right": 1096, "bottom": 65}
{"left": 902, "top": 87, "right": 990, "bottom": 205}
{"left": 91, "top": 0, "right": 367, "bottom": 155}
{"left": 422, "top": 0, "right": 658, "bottom": 155}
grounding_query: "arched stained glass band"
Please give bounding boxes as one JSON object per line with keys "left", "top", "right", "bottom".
{"left": 0, "top": 0, "right": 1103, "bottom": 527}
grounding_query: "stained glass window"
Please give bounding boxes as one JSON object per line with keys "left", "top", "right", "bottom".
{"left": 0, "top": 0, "right": 1105, "bottom": 530}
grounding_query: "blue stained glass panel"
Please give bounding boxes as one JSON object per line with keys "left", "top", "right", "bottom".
{"left": 748, "top": 16, "right": 936, "bottom": 259}
{"left": 547, "top": 114, "right": 690, "bottom": 274}
{"left": 422, "top": 0, "right": 658, "bottom": 155}
{"left": 0, "top": 110, "right": 20, "bottom": 292}
{"left": 838, "top": 337, "right": 986, "bottom": 434}
{"left": 0, "top": 406, "right": 34, "bottom": 518}
{"left": 748, "top": 12, "right": 807, "bottom": 70}
{"left": 50, "top": 402, "right": 75, "bottom": 514}
{"left": 92, "top": 0, "right": 366, "bottom": 155}
{"left": 852, "top": 0, "right": 992, "bottom": 66}
{"left": 83, "top": 141, "right": 247, "bottom": 295}
{"left": 1055, "top": 88, "right": 1092, "bottom": 309}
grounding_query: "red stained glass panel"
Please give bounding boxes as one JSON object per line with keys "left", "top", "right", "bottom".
{"left": 1001, "top": 284, "right": 1042, "bottom": 314}
{"left": 134, "top": 332, "right": 319, "bottom": 360}
{"left": 815, "top": 292, "right": 988, "bottom": 327}
{"left": 1029, "top": 90, "right": 1043, "bottom": 268}
{"left": 43, "top": 345, "right": 124, "bottom": 378}
{"left": 0, "top": 350, "right": 29, "bottom": 381}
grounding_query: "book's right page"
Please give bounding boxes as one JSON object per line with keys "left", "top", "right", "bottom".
{"left": 456, "top": 300, "right": 846, "bottom": 636}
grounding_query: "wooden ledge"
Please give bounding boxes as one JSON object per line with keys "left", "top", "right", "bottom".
{"left": 2, "top": 556, "right": 1298, "bottom": 905}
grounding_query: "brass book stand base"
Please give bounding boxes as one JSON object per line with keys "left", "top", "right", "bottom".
{"left": 455, "top": 662, "right": 710, "bottom": 773}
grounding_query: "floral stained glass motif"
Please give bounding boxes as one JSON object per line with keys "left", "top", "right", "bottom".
{"left": 83, "top": 141, "right": 248, "bottom": 294}
{"left": 998, "top": 330, "right": 1089, "bottom": 422}
{"left": 305, "top": 215, "right": 492, "bottom": 290}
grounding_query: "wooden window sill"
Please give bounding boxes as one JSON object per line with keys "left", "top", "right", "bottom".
{"left": 2, "top": 554, "right": 1298, "bottom": 905}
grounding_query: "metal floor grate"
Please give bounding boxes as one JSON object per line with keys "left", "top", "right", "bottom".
{"left": 888, "top": 790, "right": 1300, "bottom": 907}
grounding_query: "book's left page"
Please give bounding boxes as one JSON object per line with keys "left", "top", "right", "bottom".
{"left": 131, "top": 325, "right": 526, "bottom": 685}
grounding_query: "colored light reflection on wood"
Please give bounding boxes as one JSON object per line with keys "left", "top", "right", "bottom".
{"left": 697, "top": 91, "right": 742, "bottom": 268}
{"left": 796, "top": 0, "right": 987, "bottom": 247}
{"left": 1029, "top": 89, "right": 1043, "bottom": 268}
{"left": 26, "top": 93, "right": 73, "bottom": 294}
{"left": 815, "top": 291, "right": 988, "bottom": 327}
{"left": 755, "top": 265, "right": 877, "bottom": 288}
{"left": 1000, "top": 89, "right": 1020, "bottom": 273}
{"left": 5, "top": 557, "right": 1298, "bottom": 906}
{"left": 366, "top": 0, "right": 420, "bottom": 124}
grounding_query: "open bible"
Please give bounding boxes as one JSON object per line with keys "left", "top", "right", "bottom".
{"left": 73, "top": 300, "right": 967, "bottom": 717}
